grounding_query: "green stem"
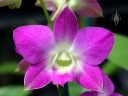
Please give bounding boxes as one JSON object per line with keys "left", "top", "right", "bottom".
{"left": 62, "top": 83, "right": 69, "bottom": 96}
{"left": 39, "top": 0, "right": 53, "bottom": 29}
{"left": 51, "top": 0, "right": 67, "bottom": 21}
{"left": 57, "top": 85, "right": 62, "bottom": 96}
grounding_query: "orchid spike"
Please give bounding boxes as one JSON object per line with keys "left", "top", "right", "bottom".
{"left": 80, "top": 70, "right": 122, "bottom": 96}
{"left": 0, "top": 0, "right": 21, "bottom": 9}
{"left": 13, "top": 7, "right": 114, "bottom": 91}
{"left": 35, "top": 0, "right": 103, "bottom": 17}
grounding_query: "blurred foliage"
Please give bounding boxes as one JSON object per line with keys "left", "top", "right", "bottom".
{"left": 108, "top": 33, "right": 128, "bottom": 70}
{"left": 102, "top": 61, "right": 119, "bottom": 76}
{"left": 68, "top": 82, "right": 87, "bottom": 96}
{"left": 0, "top": 85, "right": 32, "bottom": 96}
{"left": 0, "top": 62, "right": 24, "bottom": 75}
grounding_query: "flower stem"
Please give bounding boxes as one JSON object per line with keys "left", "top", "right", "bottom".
{"left": 39, "top": 0, "right": 53, "bottom": 29}
{"left": 62, "top": 83, "right": 69, "bottom": 96}
{"left": 51, "top": 0, "right": 67, "bottom": 21}
{"left": 57, "top": 85, "right": 62, "bottom": 96}
{"left": 56, "top": 83, "right": 69, "bottom": 96}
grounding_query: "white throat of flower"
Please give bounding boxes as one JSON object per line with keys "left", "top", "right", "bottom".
{"left": 49, "top": 41, "right": 79, "bottom": 74}
{"left": 52, "top": 52, "right": 76, "bottom": 74}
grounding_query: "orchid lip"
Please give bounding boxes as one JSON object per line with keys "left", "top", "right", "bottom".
{"left": 50, "top": 43, "right": 77, "bottom": 74}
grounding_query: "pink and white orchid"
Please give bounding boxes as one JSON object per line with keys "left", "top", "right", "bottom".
{"left": 0, "top": 0, "right": 21, "bottom": 9}
{"left": 80, "top": 70, "right": 122, "bottom": 96}
{"left": 13, "top": 7, "right": 114, "bottom": 91}
{"left": 35, "top": 0, "right": 103, "bottom": 17}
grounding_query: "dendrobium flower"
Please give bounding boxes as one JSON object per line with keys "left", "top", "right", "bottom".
{"left": 80, "top": 70, "right": 122, "bottom": 96}
{"left": 35, "top": 0, "right": 103, "bottom": 17}
{"left": 13, "top": 7, "right": 114, "bottom": 90}
{"left": 0, "top": 0, "right": 21, "bottom": 9}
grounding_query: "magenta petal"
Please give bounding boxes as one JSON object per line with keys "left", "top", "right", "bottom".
{"left": 80, "top": 91, "right": 98, "bottom": 96}
{"left": 111, "top": 93, "right": 123, "bottom": 96}
{"left": 76, "top": 64, "right": 103, "bottom": 91}
{"left": 54, "top": 7, "right": 78, "bottom": 43}
{"left": 76, "top": 0, "right": 103, "bottom": 17}
{"left": 52, "top": 70, "right": 74, "bottom": 86}
{"left": 80, "top": 70, "right": 121, "bottom": 96}
{"left": 100, "top": 70, "right": 114, "bottom": 95}
{"left": 24, "top": 61, "right": 51, "bottom": 90}
{"left": 13, "top": 25, "right": 55, "bottom": 64}
{"left": 73, "top": 27, "right": 114, "bottom": 65}
{"left": 17, "top": 59, "right": 30, "bottom": 72}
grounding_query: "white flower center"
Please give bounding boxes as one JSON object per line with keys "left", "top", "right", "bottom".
{"left": 48, "top": 41, "right": 81, "bottom": 74}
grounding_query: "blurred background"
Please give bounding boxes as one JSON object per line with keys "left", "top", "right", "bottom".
{"left": 0, "top": 0, "right": 128, "bottom": 96}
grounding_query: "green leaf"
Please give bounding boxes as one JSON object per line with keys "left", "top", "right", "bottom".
{"left": 68, "top": 82, "right": 88, "bottom": 96}
{"left": 0, "top": 85, "right": 32, "bottom": 96}
{"left": 108, "top": 33, "right": 128, "bottom": 70}
{"left": 101, "top": 61, "right": 120, "bottom": 76}
{"left": 0, "top": 62, "right": 24, "bottom": 75}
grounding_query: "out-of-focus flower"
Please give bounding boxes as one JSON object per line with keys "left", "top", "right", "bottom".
{"left": 0, "top": 0, "right": 21, "bottom": 9}
{"left": 13, "top": 7, "right": 114, "bottom": 90}
{"left": 35, "top": 0, "right": 103, "bottom": 17}
{"left": 80, "top": 70, "right": 122, "bottom": 96}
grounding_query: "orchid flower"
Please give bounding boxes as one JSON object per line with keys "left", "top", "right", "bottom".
{"left": 0, "top": 0, "right": 21, "bottom": 9}
{"left": 13, "top": 7, "right": 114, "bottom": 90}
{"left": 35, "top": 0, "right": 103, "bottom": 17}
{"left": 80, "top": 70, "right": 122, "bottom": 96}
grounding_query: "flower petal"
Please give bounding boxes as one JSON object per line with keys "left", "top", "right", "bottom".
{"left": 24, "top": 61, "right": 51, "bottom": 90}
{"left": 80, "top": 91, "right": 98, "bottom": 96}
{"left": 110, "top": 93, "right": 122, "bottom": 96}
{"left": 100, "top": 70, "right": 114, "bottom": 95}
{"left": 76, "top": 0, "right": 103, "bottom": 17}
{"left": 13, "top": 25, "right": 55, "bottom": 64}
{"left": 35, "top": 0, "right": 57, "bottom": 11}
{"left": 44, "top": 0, "right": 57, "bottom": 11}
{"left": 76, "top": 64, "right": 103, "bottom": 91}
{"left": 16, "top": 59, "right": 30, "bottom": 72}
{"left": 73, "top": 27, "right": 114, "bottom": 65}
{"left": 54, "top": 7, "right": 78, "bottom": 43}
{"left": 52, "top": 69, "right": 74, "bottom": 86}
{"left": 80, "top": 70, "right": 117, "bottom": 96}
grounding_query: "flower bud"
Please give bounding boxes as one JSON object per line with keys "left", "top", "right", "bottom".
{"left": 0, "top": 0, "right": 21, "bottom": 9}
